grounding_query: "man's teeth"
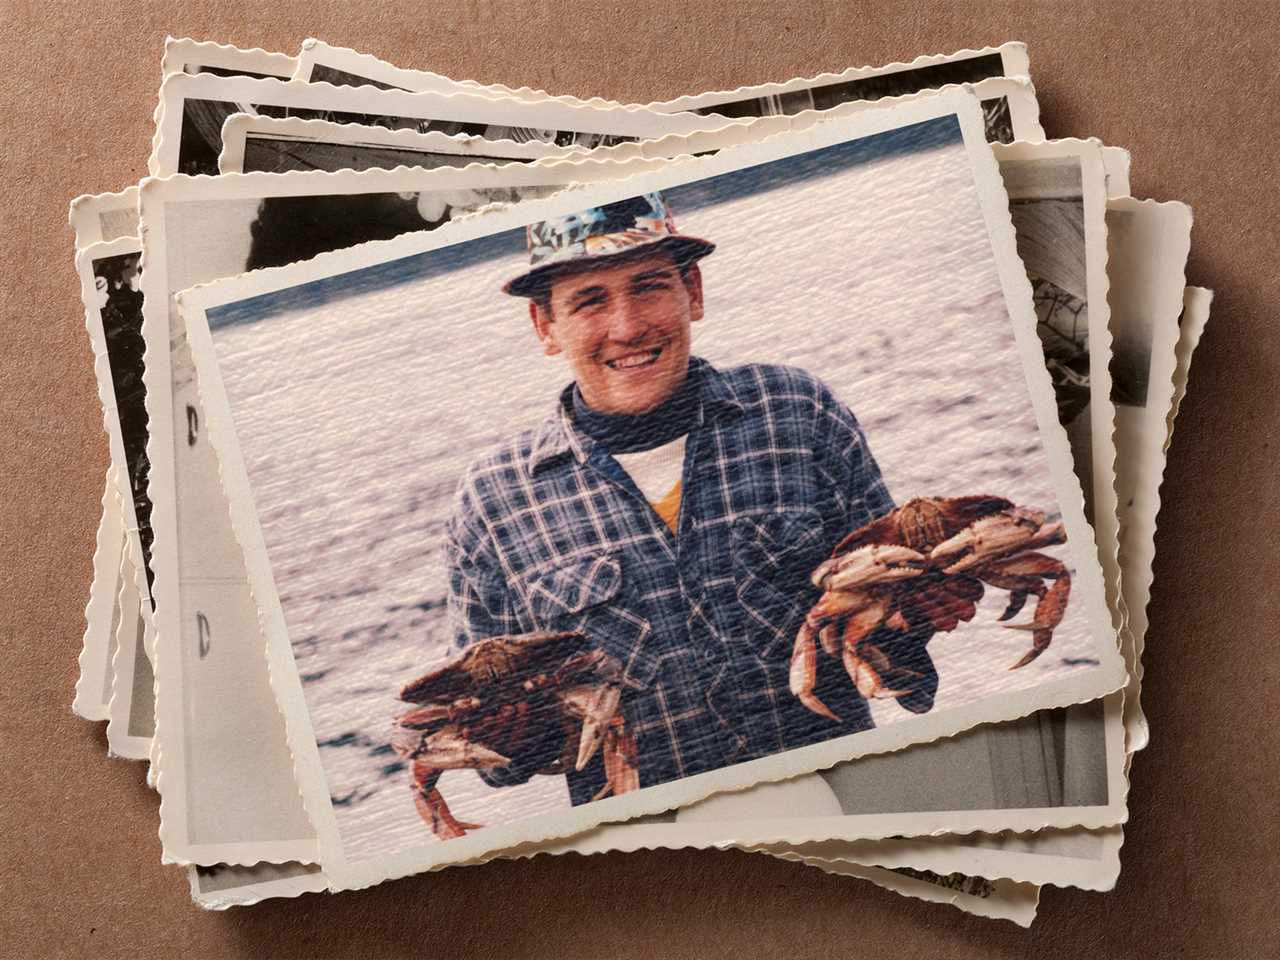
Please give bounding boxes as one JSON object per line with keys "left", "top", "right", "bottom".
{"left": 606, "top": 349, "right": 661, "bottom": 370}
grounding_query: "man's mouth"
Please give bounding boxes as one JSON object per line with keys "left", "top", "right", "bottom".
{"left": 604, "top": 346, "right": 663, "bottom": 371}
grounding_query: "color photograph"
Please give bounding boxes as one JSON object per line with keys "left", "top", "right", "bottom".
{"left": 187, "top": 108, "right": 1117, "bottom": 872}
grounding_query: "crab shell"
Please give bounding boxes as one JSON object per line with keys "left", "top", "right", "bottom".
{"left": 393, "top": 632, "right": 628, "bottom": 777}
{"left": 399, "top": 631, "right": 591, "bottom": 704}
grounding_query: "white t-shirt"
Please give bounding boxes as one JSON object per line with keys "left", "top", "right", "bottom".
{"left": 613, "top": 435, "right": 687, "bottom": 533}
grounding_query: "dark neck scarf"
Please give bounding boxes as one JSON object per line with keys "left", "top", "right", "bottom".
{"left": 571, "top": 362, "right": 702, "bottom": 454}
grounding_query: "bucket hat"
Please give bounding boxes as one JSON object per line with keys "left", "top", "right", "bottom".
{"left": 503, "top": 191, "right": 714, "bottom": 298}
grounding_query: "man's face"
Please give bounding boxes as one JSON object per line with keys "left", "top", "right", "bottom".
{"left": 530, "top": 249, "right": 704, "bottom": 415}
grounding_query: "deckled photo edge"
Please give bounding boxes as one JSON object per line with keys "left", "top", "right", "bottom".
{"left": 187, "top": 863, "right": 327, "bottom": 910}
{"left": 294, "top": 37, "right": 629, "bottom": 110}
{"left": 161, "top": 36, "right": 298, "bottom": 79}
{"left": 69, "top": 186, "right": 140, "bottom": 250}
{"left": 154, "top": 37, "right": 299, "bottom": 176}
{"left": 760, "top": 823, "right": 1124, "bottom": 891}
{"left": 791, "top": 856, "right": 1040, "bottom": 927}
{"left": 650, "top": 41, "right": 1029, "bottom": 112}
{"left": 1165, "top": 286, "right": 1214, "bottom": 450}
{"left": 105, "top": 550, "right": 148, "bottom": 760}
{"left": 73, "top": 469, "right": 123, "bottom": 721}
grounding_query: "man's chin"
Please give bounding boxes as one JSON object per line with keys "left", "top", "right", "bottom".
{"left": 599, "top": 379, "right": 676, "bottom": 416}
{"left": 584, "top": 354, "right": 689, "bottom": 414}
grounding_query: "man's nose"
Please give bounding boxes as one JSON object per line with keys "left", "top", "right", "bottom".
{"left": 603, "top": 295, "right": 650, "bottom": 343}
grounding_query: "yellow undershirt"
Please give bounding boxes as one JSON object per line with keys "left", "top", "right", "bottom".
{"left": 649, "top": 480, "right": 682, "bottom": 534}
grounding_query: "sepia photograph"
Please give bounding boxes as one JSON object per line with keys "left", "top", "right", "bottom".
{"left": 177, "top": 97, "right": 1122, "bottom": 884}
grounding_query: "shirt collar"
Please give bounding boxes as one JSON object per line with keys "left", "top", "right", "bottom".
{"left": 527, "top": 356, "right": 744, "bottom": 475}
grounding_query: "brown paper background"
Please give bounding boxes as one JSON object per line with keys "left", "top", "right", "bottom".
{"left": 3, "top": 1, "right": 1278, "bottom": 956}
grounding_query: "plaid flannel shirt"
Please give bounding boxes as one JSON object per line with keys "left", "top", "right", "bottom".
{"left": 445, "top": 357, "right": 918, "bottom": 803}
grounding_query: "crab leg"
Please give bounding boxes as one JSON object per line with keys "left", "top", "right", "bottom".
{"left": 410, "top": 758, "right": 482, "bottom": 839}
{"left": 817, "top": 622, "right": 842, "bottom": 657}
{"left": 841, "top": 612, "right": 918, "bottom": 699}
{"left": 983, "top": 551, "right": 1069, "bottom": 579}
{"left": 789, "top": 622, "right": 841, "bottom": 722}
{"left": 842, "top": 647, "right": 909, "bottom": 700}
{"left": 1021, "top": 520, "right": 1067, "bottom": 552}
{"left": 974, "top": 570, "right": 1046, "bottom": 621}
{"left": 842, "top": 597, "right": 892, "bottom": 646}
{"left": 840, "top": 598, "right": 911, "bottom": 699}
{"left": 807, "top": 587, "right": 879, "bottom": 624}
{"left": 593, "top": 718, "right": 641, "bottom": 801}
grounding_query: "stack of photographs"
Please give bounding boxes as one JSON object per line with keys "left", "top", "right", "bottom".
{"left": 68, "top": 37, "right": 1212, "bottom": 926}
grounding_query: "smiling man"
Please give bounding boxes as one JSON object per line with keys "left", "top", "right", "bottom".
{"left": 442, "top": 192, "right": 938, "bottom": 804}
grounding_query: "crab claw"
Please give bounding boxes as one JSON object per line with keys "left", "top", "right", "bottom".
{"left": 418, "top": 728, "right": 510, "bottom": 769}
{"left": 843, "top": 649, "right": 907, "bottom": 700}
{"left": 1005, "top": 630, "right": 1053, "bottom": 669}
{"left": 562, "top": 683, "right": 623, "bottom": 772}
{"left": 1003, "top": 575, "right": 1071, "bottom": 668}
{"left": 1022, "top": 520, "right": 1067, "bottom": 552}
{"left": 820, "top": 544, "right": 928, "bottom": 592}
{"left": 410, "top": 759, "right": 483, "bottom": 839}
{"left": 998, "top": 589, "right": 1032, "bottom": 621}
{"left": 930, "top": 508, "right": 1048, "bottom": 573}
{"left": 595, "top": 722, "right": 640, "bottom": 800}
{"left": 817, "top": 623, "right": 842, "bottom": 657}
{"left": 808, "top": 589, "right": 879, "bottom": 625}
{"left": 790, "top": 622, "right": 841, "bottom": 722}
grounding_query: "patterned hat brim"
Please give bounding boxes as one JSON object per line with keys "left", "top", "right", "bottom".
{"left": 503, "top": 235, "right": 716, "bottom": 298}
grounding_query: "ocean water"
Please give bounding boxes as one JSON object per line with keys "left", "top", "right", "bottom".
{"left": 210, "top": 135, "right": 1098, "bottom": 862}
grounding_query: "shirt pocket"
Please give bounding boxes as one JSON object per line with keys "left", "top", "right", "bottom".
{"left": 731, "top": 507, "right": 830, "bottom": 662}
{"left": 524, "top": 553, "right": 659, "bottom": 690}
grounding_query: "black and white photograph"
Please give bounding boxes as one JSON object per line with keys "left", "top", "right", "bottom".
{"left": 219, "top": 80, "right": 1038, "bottom": 183}
{"left": 225, "top": 117, "right": 575, "bottom": 177}
{"left": 88, "top": 248, "right": 154, "bottom": 592}
{"left": 156, "top": 72, "right": 716, "bottom": 179}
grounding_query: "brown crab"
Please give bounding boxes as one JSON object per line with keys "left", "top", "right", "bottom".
{"left": 790, "top": 496, "right": 1072, "bottom": 722}
{"left": 391, "top": 631, "right": 639, "bottom": 840}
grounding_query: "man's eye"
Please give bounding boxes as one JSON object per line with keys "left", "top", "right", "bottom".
{"left": 571, "top": 294, "right": 606, "bottom": 313}
{"left": 633, "top": 282, "right": 670, "bottom": 295}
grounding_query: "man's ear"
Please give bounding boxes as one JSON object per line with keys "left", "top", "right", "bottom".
{"left": 529, "top": 300, "right": 562, "bottom": 356}
{"left": 684, "top": 263, "right": 705, "bottom": 324}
